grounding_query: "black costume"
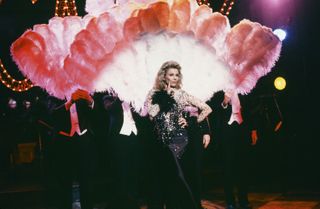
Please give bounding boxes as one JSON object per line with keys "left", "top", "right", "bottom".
{"left": 102, "top": 95, "right": 150, "bottom": 209}
{"left": 147, "top": 89, "right": 212, "bottom": 209}
{"left": 210, "top": 91, "right": 255, "bottom": 209}
{"left": 49, "top": 100, "right": 97, "bottom": 209}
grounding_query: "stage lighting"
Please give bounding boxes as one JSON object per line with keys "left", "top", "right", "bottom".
{"left": 273, "top": 29, "right": 287, "bottom": 41}
{"left": 274, "top": 76, "right": 286, "bottom": 90}
{"left": 8, "top": 98, "right": 17, "bottom": 109}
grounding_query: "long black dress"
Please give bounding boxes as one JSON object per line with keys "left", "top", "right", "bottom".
{"left": 147, "top": 88, "right": 212, "bottom": 209}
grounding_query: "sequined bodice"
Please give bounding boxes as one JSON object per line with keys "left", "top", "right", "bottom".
{"left": 147, "top": 88, "right": 212, "bottom": 145}
{"left": 153, "top": 102, "right": 186, "bottom": 144}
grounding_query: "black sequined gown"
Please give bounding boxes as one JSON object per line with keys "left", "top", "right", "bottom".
{"left": 147, "top": 88, "right": 212, "bottom": 209}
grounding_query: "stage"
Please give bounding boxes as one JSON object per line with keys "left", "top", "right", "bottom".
{"left": 1, "top": 166, "right": 320, "bottom": 209}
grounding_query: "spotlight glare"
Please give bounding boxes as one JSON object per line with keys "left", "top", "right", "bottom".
{"left": 274, "top": 76, "right": 286, "bottom": 90}
{"left": 273, "top": 29, "right": 287, "bottom": 41}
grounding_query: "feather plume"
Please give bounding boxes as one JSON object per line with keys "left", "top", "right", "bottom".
{"left": 11, "top": 0, "right": 281, "bottom": 112}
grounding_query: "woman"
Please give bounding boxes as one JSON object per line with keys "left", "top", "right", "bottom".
{"left": 146, "top": 61, "right": 212, "bottom": 209}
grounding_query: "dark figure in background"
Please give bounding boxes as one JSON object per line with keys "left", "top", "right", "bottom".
{"left": 0, "top": 98, "right": 19, "bottom": 179}
{"left": 20, "top": 100, "right": 38, "bottom": 143}
{"left": 250, "top": 95, "right": 287, "bottom": 191}
{"left": 102, "top": 93, "right": 149, "bottom": 209}
{"left": 183, "top": 107, "right": 211, "bottom": 209}
{"left": 31, "top": 95, "right": 55, "bottom": 161}
{"left": 146, "top": 61, "right": 212, "bottom": 209}
{"left": 210, "top": 90, "right": 258, "bottom": 209}
{"left": 49, "top": 89, "right": 97, "bottom": 209}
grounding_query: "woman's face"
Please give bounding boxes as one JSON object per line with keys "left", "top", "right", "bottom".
{"left": 165, "top": 68, "right": 180, "bottom": 88}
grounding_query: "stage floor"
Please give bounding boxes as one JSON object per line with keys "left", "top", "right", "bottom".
{"left": 1, "top": 165, "right": 320, "bottom": 209}
{"left": 1, "top": 181, "right": 320, "bottom": 209}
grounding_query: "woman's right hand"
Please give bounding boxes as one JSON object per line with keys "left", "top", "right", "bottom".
{"left": 166, "top": 81, "right": 174, "bottom": 95}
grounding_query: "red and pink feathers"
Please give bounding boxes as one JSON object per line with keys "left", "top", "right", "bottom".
{"left": 11, "top": 0, "right": 281, "bottom": 111}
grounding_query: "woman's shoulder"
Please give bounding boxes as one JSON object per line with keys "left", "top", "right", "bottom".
{"left": 176, "top": 88, "right": 186, "bottom": 94}
{"left": 177, "top": 89, "right": 193, "bottom": 98}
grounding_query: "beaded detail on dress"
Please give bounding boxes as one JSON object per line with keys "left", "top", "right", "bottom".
{"left": 147, "top": 88, "right": 212, "bottom": 158}
{"left": 153, "top": 102, "right": 186, "bottom": 145}
{"left": 147, "top": 88, "right": 212, "bottom": 123}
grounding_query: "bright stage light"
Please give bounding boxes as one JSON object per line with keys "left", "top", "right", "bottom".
{"left": 274, "top": 76, "right": 286, "bottom": 90}
{"left": 273, "top": 29, "right": 287, "bottom": 41}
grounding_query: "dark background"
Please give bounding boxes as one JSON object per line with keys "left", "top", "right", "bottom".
{"left": 1, "top": 0, "right": 319, "bottom": 190}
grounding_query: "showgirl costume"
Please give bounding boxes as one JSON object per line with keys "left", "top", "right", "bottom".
{"left": 146, "top": 88, "right": 211, "bottom": 209}
{"left": 147, "top": 88, "right": 211, "bottom": 158}
{"left": 11, "top": 0, "right": 282, "bottom": 110}
{"left": 10, "top": 0, "right": 282, "bottom": 208}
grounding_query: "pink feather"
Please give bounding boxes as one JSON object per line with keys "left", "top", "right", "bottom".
{"left": 11, "top": 0, "right": 282, "bottom": 108}
{"left": 225, "top": 19, "right": 282, "bottom": 94}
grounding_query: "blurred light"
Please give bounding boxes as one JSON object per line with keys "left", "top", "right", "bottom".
{"left": 274, "top": 121, "right": 282, "bottom": 132}
{"left": 274, "top": 76, "right": 286, "bottom": 90}
{"left": 273, "top": 29, "right": 287, "bottom": 41}
{"left": 23, "top": 100, "right": 31, "bottom": 109}
{"left": 8, "top": 98, "right": 17, "bottom": 109}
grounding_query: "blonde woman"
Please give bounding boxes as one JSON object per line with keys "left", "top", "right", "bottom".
{"left": 146, "top": 61, "right": 212, "bottom": 209}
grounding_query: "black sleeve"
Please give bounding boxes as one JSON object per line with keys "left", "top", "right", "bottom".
{"left": 199, "top": 117, "right": 211, "bottom": 135}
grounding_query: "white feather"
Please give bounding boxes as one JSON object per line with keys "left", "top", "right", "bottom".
{"left": 94, "top": 31, "right": 231, "bottom": 111}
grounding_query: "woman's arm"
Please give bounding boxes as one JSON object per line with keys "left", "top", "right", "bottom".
{"left": 185, "top": 92, "right": 212, "bottom": 123}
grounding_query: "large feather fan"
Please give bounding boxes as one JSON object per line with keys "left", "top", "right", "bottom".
{"left": 11, "top": 0, "right": 281, "bottom": 112}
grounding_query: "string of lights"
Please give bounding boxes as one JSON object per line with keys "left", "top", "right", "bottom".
{"left": 0, "top": 59, "right": 34, "bottom": 92}
{"left": 197, "top": 0, "right": 210, "bottom": 6}
{"left": 196, "top": 0, "right": 235, "bottom": 15}
{"left": 220, "top": 0, "right": 235, "bottom": 15}
{"left": 55, "top": 0, "right": 78, "bottom": 17}
{"left": 0, "top": 1, "right": 79, "bottom": 92}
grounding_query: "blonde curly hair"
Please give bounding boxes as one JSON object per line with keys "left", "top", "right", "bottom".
{"left": 154, "top": 61, "right": 183, "bottom": 90}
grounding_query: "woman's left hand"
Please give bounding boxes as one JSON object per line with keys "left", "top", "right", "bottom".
{"left": 178, "top": 117, "right": 188, "bottom": 128}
